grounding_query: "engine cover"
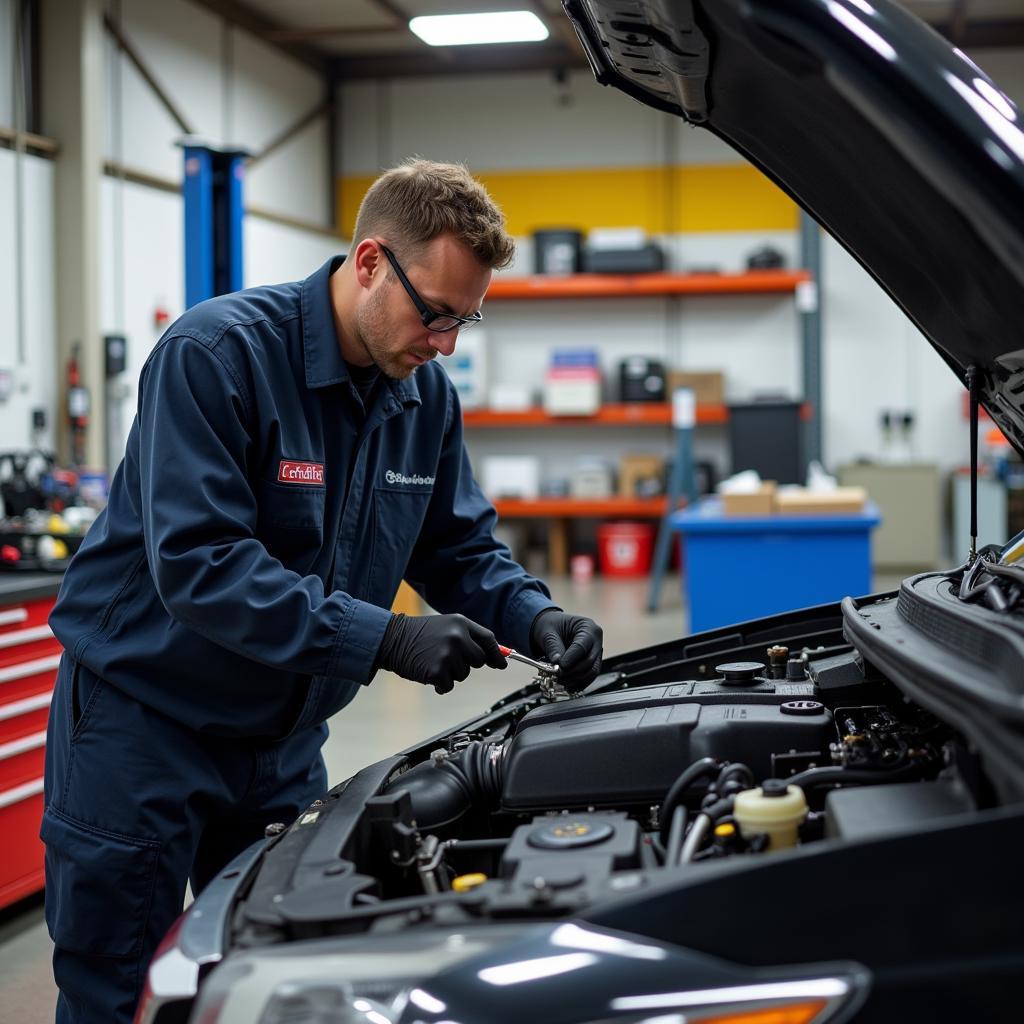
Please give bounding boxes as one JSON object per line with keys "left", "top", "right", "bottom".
{"left": 501, "top": 681, "right": 832, "bottom": 810}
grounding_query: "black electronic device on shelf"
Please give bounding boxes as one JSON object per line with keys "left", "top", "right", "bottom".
{"left": 618, "top": 357, "right": 666, "bottom": 402}
{"left": 583, "top": 243, "right": 665, "bottom": 274}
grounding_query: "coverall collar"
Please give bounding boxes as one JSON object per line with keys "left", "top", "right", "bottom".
{"left": 301, "top": 256, "right": 421, "bottom": 409}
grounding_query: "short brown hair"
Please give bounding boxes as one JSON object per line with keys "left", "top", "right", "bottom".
{"left": 352, "top": 158, "right": 515, "bottom": 270}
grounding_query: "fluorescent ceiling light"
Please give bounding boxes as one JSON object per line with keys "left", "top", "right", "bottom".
{"left": 409, "top": 11, "right": 549, "bottom": 46}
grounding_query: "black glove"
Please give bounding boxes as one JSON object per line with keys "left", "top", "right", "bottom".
{"left": 376, "top": 613, "right": 507, "bottom": 694}
{"left": 530, "top": 609, "right": 603, "bottom": 693}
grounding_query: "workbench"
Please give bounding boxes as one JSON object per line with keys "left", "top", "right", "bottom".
{"left": 0, "top": 572, "right": 63, "bottom": 908}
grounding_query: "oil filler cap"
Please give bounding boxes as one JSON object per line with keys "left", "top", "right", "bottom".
{"left": 780, "top": 700, "right": 824, "bottom": 716}
{"left": 527, "top": 819, "right": 614, "bottom": 850}
{"left": 715, "top": 661, "right": 765, "bottom": 685}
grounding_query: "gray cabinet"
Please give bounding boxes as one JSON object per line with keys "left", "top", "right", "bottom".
{"left": 838, "top": 463, "right": 942, "bottom": 570}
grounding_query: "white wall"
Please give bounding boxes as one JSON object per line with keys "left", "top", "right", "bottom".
{"left": 0, "top": 0, "right": 13, "bottom": 128}
{"left": 338, "top": 69, "right": 739, "bottom": 175}
{"left": 0, "top": 0, "right": 346, "bottom": 467}
{"left": 232, "top": 29, "right": 330, "bottom": 226}
{"left": 0, "top": 0, "right": 57, "bottom": 455}
{"left": 0, "top": 150, "right": 58, "bottom": 452}
{"left": 96, "top": 0, "right": 344, "bottom": 465}
{"left": 99, "top": 178, "right": 342, "bottom": 460}
{"left": 105, "top": 0, "right": 330, "bottom": 226}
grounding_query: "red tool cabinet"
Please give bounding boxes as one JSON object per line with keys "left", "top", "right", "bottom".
{"left": 0, "top": 577, "right": 62, "bottom": 909}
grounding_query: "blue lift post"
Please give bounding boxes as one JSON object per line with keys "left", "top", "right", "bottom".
{"left": 182, "top": 140, "right": 248, "bottom": 309}
{"left": 646, "top": 388, "right": 699, "bottom": 613}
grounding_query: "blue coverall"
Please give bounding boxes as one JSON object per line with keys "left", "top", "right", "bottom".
{"left": 44, "top": 255, "right": 555, "bottom": 1023}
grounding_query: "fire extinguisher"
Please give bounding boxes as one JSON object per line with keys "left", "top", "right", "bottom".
{"left": 67, "top": 342, "right": 90, "bottom": 467}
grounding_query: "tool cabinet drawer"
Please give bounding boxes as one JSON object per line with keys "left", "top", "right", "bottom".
{"left": 0, "top": 621, "right": 62, "bottom": 668}
{"left": 0, "top": 690, "right": 52, "bottom": 745}
{"left": 0, "top": 779, "right": 46, "bottom": 910}
{"left": 0, "top": 597, "right": 56, "bottom": 634}
{"left": 0, "top": 652, "right": 62, "bottom": 707}
{"left": 0, "top": 729, "right": 47, "bottom": 791}
{"left": 0, "top": 590, "right": 58, "bottom": 908}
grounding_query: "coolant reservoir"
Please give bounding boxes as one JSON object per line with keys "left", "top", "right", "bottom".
{"left": 733, "top": 779, "right": 808, "bottom": 850}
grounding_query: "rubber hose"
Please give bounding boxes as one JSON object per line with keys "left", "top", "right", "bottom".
{"left": 659, "top": 757, "right": 721, "bottom": 841}
{"left": 384, "top": 741, "right": 504, "bottom": 829}
{"left": 784, "top": 762, "right": 928, "bottom": 791}
{"left": 664, "top": 805, "right": 688, "bottom": 867}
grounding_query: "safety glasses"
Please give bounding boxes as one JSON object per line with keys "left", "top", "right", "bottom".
{"left": 380, "top": 245, "right": 483, "bottom": 333}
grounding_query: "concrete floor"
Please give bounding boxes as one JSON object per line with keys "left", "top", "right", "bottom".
{"left": 0, "top": 569, "right": 906, "bottom": 1022}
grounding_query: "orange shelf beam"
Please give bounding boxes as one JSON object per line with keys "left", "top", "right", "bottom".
{"left": 486, "top": 270, "right": 810, "bottom": 301}
{"left": 492, "top": 497, "right": 670, "bottom": 519}
{"left": 463, "top": 402, "right": 728, "bottom": 427}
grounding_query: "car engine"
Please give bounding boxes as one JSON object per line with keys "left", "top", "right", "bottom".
{"left": 233, "top": 608, "right": 986, "bottom": 947}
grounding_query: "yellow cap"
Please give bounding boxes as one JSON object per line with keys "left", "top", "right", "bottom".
{"left": 714, "top": 823, "right": 736, "bottom": 838}
{"left": 48, "top": 514, "right": 70, "bottom": 535}
{"left": 452, "top": 873, "right": 488, "bottom": 893}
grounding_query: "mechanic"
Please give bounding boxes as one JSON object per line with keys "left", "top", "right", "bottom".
{"left": 42, "top": 158, "right": 603, "bottom": 1024}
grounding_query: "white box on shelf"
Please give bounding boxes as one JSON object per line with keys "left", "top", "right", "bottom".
{"left": 571, "top": 460, "right": 615, "bottom": 498}
{"left": 481, "top": 455, "right": 541, "bottom": 500}
{"left": 439, "top": 330, "right": 487, "bottom": 409}
{"left": 489, "top": 382, "right": 533, "bottom": 411}
{"left": 544, "top": 368, "right": 602, "bottom": 416}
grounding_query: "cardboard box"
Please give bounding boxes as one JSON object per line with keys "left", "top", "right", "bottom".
{"left": 721, "top": 482, "right": 776, "bottom": 516}
{"left": 775, "top": 487, "right": 867, "bottom": 515}
{"left": 666, "top": 370, "right": 725, "bottom": 405}
{"left": 619, "top": 454, "right": 664, "bottom": 497}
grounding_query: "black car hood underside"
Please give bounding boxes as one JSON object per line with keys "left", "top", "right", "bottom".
{"left": 565, "top": 0, "right": 1024, "bottom": 453}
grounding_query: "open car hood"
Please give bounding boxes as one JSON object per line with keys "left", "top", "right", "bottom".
{"left": 564, "top": 0, "right": 1024, "bottom": 452}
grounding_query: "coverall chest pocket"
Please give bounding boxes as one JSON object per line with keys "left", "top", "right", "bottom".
{"left": 254, "top": 479, "right": 326, "bottom": 574}
{"left": 368, "top": 484, "right": 433, "bottom": 600}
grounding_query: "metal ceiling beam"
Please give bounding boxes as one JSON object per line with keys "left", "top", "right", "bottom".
{"left": 526, "top": 0, "right": 584, "bottom": 59}
{"left": 189, "top": 0, "right": 329, "bottom": 73}
{"left": 932, "top": 17, "right": 1024, "bottom": 48}
{"left": 949, "top": 0, "right": 972, "bottom": 47}
{"left": 262, "top": 25, "right": 405, "bottom": 41}
{"left": 332, "top": 43, "right": 587, "bottom": 79}
{"left": 367, "top": 0, "right": 410, "bottom": 25}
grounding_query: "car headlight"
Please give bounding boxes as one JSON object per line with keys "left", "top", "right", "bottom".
{"left": 188, "top": 924, "right": 537, "bottom": 1024}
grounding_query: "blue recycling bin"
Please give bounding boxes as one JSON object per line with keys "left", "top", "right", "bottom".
{"left": 670, "top": 497, "right": 881, "bottom": 633}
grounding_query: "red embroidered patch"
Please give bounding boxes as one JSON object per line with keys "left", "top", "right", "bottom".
{"left": 278, "top": 460, "right": 325, "bottom": 485}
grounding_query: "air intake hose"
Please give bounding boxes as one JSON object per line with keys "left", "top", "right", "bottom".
{"left": 384, "top": 741, "right": 504, "bottom": 830}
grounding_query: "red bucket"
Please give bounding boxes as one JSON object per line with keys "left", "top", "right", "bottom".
{"left": 596, "top": 521, "right": 655, "bottom": 577}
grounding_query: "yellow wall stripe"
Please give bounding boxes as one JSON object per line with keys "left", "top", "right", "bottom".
{"left": 337, "top": 164, "right": 797, "bottom": 240}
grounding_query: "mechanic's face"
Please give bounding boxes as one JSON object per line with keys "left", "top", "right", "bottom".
{"left": 357, "top": 234, "right": 491, "bottom": 380}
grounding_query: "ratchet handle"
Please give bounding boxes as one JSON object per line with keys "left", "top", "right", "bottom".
{"left": 498, "top": 645, "right": 559, "bottom": 675}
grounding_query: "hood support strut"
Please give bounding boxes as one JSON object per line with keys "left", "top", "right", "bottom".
{"left": 966, "top": 365, "right": 980, "bottom": 562}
